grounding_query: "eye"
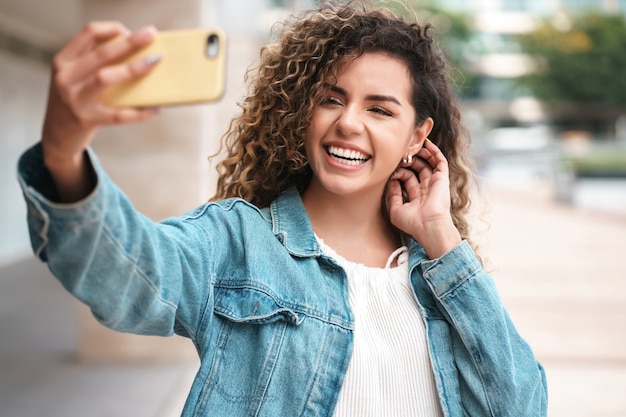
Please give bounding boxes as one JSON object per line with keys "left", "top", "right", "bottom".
{"left": 369, "top": 106, "right": 393, "bottom": 117}
{"left": 320, "top": 96, "right": 342, "bottom": 106}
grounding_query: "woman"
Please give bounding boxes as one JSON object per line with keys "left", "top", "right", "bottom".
{"left": 17, "top": 2, "right": 547, "bottom": 416}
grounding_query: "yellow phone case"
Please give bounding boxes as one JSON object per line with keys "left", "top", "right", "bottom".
{"left": 102, "top": 28, "right": 227, "bottom": 107}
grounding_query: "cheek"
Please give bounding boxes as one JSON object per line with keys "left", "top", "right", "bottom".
{"left": 377, "top": 125, "right": 415, "bottom": 155}
{"left": 399, "top": 123, "right": 419, "bottom": 150}
{"left": 304, "top": 112, "right": 328, "bottom": 149}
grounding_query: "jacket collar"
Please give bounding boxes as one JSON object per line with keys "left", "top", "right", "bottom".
{"left": 269, "top": 186, "right": 321, "bottom": 258}
{"left": 268, "top": 186, "right": 430, "bottom": 265}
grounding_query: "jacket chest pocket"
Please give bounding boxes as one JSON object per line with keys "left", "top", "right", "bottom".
{"left": 197, "top": 286, "right": 303, "bottom": 411}
{"left": 214, "top": 286, "right": 303, "bottom": 326}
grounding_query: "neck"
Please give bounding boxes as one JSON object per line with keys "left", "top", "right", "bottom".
{"left": 301, "top": 181, "right": 401, "bottom": 267}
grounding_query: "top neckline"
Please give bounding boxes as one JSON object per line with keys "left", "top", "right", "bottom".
{"left": 315, "top": 234, "right": 409, "bottom": 270}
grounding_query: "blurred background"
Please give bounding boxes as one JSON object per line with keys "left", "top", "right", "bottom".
{"left": 1, "top": 0, "right": 624, "bottom": 416}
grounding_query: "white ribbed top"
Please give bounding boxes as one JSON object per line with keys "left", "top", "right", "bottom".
{"left": 317, "top": 237, "right": 443, "bottom": 417}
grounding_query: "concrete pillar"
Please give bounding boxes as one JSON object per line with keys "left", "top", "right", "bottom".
{"left": 76, "top": 0, "right": 260, "bottom": 362}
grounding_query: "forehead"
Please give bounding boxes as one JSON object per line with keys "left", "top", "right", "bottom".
{"left": 332, "top": 52, "right": 412, "bottom": 97}
{"left": 339, "top": 51, "right": 408, "bottom": 72}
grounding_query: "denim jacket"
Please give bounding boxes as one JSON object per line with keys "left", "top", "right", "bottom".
{"left": 18, "top": 143, "right": 547, "bottom": 417}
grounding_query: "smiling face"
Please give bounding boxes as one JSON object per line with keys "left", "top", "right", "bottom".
{"left": 304, "top": 52, "right": 432, "bottom": 201}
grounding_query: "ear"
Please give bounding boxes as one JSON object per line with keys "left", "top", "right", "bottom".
{"left": 407, "top": 117, "right": 434, "bottom": 155}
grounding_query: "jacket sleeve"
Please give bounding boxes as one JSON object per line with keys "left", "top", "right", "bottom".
{"left": 420, "top": 241, "right": 548, "bottom": 417}
{"left": 17, "top": 142, "right": 214, "bottom": 341}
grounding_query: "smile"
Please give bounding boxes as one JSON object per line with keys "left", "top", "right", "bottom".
{"left": 326, "top": 146, "right": 371, "bottom": 166}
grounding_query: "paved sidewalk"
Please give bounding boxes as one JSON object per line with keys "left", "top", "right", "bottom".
{"left": 0, "top": 254, "right": 197, "bottom": 417}
{"left": 1, "top": 181, "right": 624, "bottom": 416}
{"left": 477, "top": 182, "right": 626, "bottom": 417}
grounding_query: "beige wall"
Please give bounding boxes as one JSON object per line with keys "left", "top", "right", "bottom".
{"left": 0, "top": 50, "right": 49, "bottom": 265}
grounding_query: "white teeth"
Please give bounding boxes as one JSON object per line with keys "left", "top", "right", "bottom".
{"left": 327, "top": 146, "right": 369, "bottom": 165}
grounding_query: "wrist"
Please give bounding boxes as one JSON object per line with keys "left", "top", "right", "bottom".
{"left": 415, "top": 217, "right": 462, "bottom": 260}
{"left": 43, "top": 148, "right": 84, "bottom": 175}
{"left": 42, "top": 142, "right": 95, "bottom": 203}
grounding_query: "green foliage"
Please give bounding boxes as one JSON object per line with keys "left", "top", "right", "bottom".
{"left": 562, "top": 150, "right": 626, "bottom": 177}
{"left": 517, "top": 13, "right": 626, "bottom": 106}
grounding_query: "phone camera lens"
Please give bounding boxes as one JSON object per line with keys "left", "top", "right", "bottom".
{"left": 206, "top": 34, "right": 220, "bottom": 58}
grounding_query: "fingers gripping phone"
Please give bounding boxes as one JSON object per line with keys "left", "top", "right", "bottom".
{"left": 102, "top": 28, "right": 227, "bottom": 107}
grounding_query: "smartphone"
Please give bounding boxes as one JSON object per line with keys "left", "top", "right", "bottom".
{"left": 102, "top": 28, "right": 227, "bottom": 107}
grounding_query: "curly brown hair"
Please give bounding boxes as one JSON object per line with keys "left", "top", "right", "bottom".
{"left": 212, "top": 1, "right": 476, "bottom": 246}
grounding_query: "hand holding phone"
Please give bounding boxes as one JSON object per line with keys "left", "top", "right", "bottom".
{"left": 102, "top": 28, "right": 227, "bottom": 107}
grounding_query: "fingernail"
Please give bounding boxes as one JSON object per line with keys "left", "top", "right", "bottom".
{"left": 143, "top": 54, "right": 162, "bottom": 66}
{"left": 137, "top": 25, "right": 157, "bottom": 39}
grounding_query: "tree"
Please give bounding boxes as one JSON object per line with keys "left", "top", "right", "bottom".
{"left": 517, "top": 12, "right": 626, "bottom": 107}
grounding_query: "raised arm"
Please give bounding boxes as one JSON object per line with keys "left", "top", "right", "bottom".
{"left": 42, "top": 21, "right": 160, "bottom": 202}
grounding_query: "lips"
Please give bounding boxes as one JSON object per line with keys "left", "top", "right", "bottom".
{"left": 326, "top": 145, "right": 371, "bottom": 166}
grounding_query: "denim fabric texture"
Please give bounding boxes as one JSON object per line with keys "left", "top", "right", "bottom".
{"left": 18, "top": 143, "right": 548, "bottom": 417}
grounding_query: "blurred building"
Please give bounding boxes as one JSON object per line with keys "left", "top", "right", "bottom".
{"left": 440, "top": 0, "right": 625, "bottom": 14}
{"left": 426, "top": 0, "right": 626, "bottom": 132}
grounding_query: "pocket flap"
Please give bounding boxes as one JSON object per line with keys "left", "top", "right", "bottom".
{"left": 214, "top": 286, "right": 303, "bottom": 325}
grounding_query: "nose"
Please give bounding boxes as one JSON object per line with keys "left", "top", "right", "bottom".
{"left": 336, "top": 105, "right": 364, "bottom": 136}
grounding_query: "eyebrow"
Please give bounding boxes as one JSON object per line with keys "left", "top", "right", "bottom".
{"left": 327, "top": 85, "right": 402, "bottom": 106}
